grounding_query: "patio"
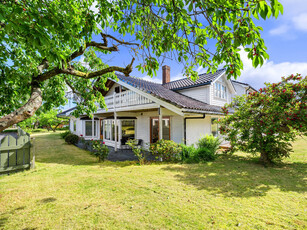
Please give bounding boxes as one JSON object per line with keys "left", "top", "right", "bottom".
{"left": 76, "top": 141, "right": 156, "bottom": 162}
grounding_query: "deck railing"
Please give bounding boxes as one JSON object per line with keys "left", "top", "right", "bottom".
{"left": 103, "top": 90, "right": 153, "bottom": 109}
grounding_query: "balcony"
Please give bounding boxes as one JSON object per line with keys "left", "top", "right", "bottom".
{"left": 101, "top": 90, "right": 154, "bottom": 110}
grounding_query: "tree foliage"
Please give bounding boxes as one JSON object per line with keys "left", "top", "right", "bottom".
{"left": 38, "top": 109, "right": 69, "bottom": 132}
{"left": 218, "top": 74, "right": 307, "bottom": 164}
{"left": 18, "top": 109, "right": 68, "bottom": 132}
{"left": 0, "top": 0, "right": 284, "bottom": 131}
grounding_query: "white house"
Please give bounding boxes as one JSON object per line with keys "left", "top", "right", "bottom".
{"left": 58, "top": 66, "right": 256, "bottom": 149}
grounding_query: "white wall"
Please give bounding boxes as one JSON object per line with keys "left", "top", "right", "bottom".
{"left": 177, "top": 85, "right": 210, "bottom": 104}
{"left": 134, "top": 108, "right": 184, "bottom": 146}
{"left": 186, "top": 116, "right": 212, "bottom": 146}
{"left": 171, "top": 115, "right": 184, "bottom": 143}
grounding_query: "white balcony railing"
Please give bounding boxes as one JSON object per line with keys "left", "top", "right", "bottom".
{"left": 103, "top": 90, "right": 153, "bottom": 109}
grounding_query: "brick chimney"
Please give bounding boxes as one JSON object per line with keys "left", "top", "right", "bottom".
{"left": 162, "top": 65, "right": 170, "bottom": 84}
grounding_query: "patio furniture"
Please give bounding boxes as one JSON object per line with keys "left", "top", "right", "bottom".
{"left": 120, "top": 137, "right": 131, "bottom": 151}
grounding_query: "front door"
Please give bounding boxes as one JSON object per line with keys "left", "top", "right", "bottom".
{"left": 150, "top": 118, "right": 159, "bottom": 143}
{"left": 150, "top": 117, "right": 171, "bottom": 143}
{"left": 100, "top": 119, "right": 104, "bottom": 139}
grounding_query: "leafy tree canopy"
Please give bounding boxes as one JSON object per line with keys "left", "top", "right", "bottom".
{"left": 0, "top": 0, "right": 283, "bottom": 131}
{"left": 218, "top": 74, "right": 307, "bottom": 164}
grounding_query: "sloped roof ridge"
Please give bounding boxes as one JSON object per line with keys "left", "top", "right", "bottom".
{"left": 116, "top": 73, "right": 162, "bottom": 85}
{"left": 163, "top": 68, "right": 226, "bottom": 85}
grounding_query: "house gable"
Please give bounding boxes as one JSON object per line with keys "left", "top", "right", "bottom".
{"left": 210, "top": 73, "right": 236, "bottom": 106}
{"left": 177, "top": 85, "right": 211, "bottom": 104}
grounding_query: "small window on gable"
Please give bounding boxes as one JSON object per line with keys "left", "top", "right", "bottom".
{"left": 214, "top": 82, "right": 227, "bottom": 100}
{"left": 73, "top": 120, "right": 76, "bottom": 132}
{"left": 115, "top": 86, "right": 120, "bottom": 94}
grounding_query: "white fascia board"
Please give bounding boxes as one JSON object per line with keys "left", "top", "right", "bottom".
{"left": 182, "top": 109, "right": 223, "bottom": 115}
{"left": 95, "top": 103, "right": 159, "bottom": 114}
{"left": 115, "top": 79, "right": 184, "bottom": 116}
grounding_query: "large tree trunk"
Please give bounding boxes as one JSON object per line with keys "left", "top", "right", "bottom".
{"left": 259, "top": 151, "right": 272, "bottom": 165}
{"left": 0, "top": 85, "right": 42, "bottom": 132}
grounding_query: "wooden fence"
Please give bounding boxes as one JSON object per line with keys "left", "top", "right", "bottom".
{"left": 0, "top": 128, "right": 33, "bottom": 173}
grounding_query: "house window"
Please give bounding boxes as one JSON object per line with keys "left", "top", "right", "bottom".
{"left": 115, "top": 86, "right": 120, "bottom": 94}
{"left": 111, "top": 120, "right": 119, "bottom": 141}
{"left": 104, "top": 120, "right": 111, "bottom": 140}
{"left": 103, "top": 119, "right": 122, "bottom": 141}
{"left": 214, "top": 83, "right": 227, "bottom": 99}
{"left": 150, "top": 117, "right": 170, "bottom": 143}
{"left": 114, "top": 86, "right": 127, "bottom": 94}
{"left": 211, "top": 118, "right": 219, "bottom": 137}
{"left": 85, "top": 120, "right": 97, "bottom": 137}
{"left": 73, "top": 120, "right": 76, "bottom": 132}
{"left": 122, "top": 120, "right": 135, "bottom": 140}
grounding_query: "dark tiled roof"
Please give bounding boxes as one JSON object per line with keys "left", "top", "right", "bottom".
{"left": 57, "top": 107, "right": 76, "bottom": 117}
{"left": 116, "top": 74, "right": 223, "bottom": 113}
{"left": 162, "top": 69, "right": 226, "bottom": 90}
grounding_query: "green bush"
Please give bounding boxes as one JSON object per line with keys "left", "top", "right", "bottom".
{"left": 196, "top": 135, "right": 221, "bottom": 162}
{"left": 91, "top": 140, "right": 109, "bottom": 162}
{"left": 150, "top": 139, "right": 182, "bottom": 162}
{"left": 180, "top": 144, "right": 198, "bottom": 163}
{"left": 194, "top": 147, "right": 217, "bottom": 162}
{"left": 57, "top": 126, "right": 69, "bottom": 131}
{"left": 61, "top": 131, "right": 71, "bottom": 139}
{"left": 31, "top": 128, "right": 46, "bottom": 133}
{"left": 64, "top": 133, "right": 79, "bottom": 145}
{"left": 127, "top": 139, "right": 146, "bottom": 165}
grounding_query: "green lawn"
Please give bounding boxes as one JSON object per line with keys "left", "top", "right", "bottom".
{"left": 0, "top": 133, "right": 306, "bottom": 229}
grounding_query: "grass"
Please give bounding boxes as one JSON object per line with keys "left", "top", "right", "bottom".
{"left": 0, "top": 133, "right": 306, "bottom": 229}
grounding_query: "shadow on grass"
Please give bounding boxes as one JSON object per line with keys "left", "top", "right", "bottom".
{"left": 162, "top": 155, "right": 307, "bottom": 198}
{"left": 0, "top": 206, "right": 25, "bottom": 228}
{"left": 39, "top": 197, "right": 57, "bottom": 203}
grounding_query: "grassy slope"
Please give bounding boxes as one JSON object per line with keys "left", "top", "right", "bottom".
{"left": 0, "top": 133, "right": 306, "bottom": 229}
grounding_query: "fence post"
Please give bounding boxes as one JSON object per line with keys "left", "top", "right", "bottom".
{"left": 31, "top": 137, "right": 35, "bottom": 169}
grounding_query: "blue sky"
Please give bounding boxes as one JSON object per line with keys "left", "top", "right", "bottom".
{"left": 87, "top": 0, "right": 307, "bottom": 90}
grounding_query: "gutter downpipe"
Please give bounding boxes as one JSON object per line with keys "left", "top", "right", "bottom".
{"left": 184, "top": 114, "right": 206, "bottom": 145}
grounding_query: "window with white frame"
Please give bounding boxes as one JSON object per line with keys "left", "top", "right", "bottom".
{"left": 85, "top": 120, "right": 97, "bottom": 137}
{"left": 211, "top": 118, "right": 219, "bottom": 137}
{"left": 214, "top": 82, "right": 227, "bottom": 99}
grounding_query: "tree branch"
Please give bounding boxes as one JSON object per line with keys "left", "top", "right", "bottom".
{"left": 64, "top": 77, "right": 82, "bottom": 96}
{"left": 62, "top": 57, "right": 135, "bottom": 78}
{"left": 0, "top": 85, "right": 42, "bottom": 132}
{"left": 101, "top": 33, "right": 139, "bottom": 46}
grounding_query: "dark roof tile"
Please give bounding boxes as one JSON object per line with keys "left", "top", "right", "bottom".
{"left": 116, "top": 74, "right": 223, "bottom": 113}
{"left": 163, "top": 69, "right": 225, "bottom": 90}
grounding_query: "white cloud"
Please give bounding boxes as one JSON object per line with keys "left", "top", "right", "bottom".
{"left": 292, "top": 13, "right": 307, "bottom": 31}
{"left": 269, "top": 25, "right": 290, "bottom": 35}
{"left": 141, "top": 75, "right": 162, "bottom": 84}
{"left": 269, "top": 1, "right": 307, "bottom": 36}
{"left": 238, "top": 49, "right": 307, "bottom": 89}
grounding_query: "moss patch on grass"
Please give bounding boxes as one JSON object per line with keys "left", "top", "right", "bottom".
{"left": 0, "top": 133, "right": 306, "bottom": 229}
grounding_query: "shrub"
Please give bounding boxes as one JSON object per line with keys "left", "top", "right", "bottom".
{"left": 218, "top": 74, "right": 306, "bottom": 164}
{"left": 91, "top": 140, "right": 109, "bottom": 162}
{"left": 195, "top": 147, "right": 217, "bottom": 162}
{"left": 61, "top": 131, "right": 71, "bottom": 139}
{"left": 150, "top": 139, "right": 182, "bottom": 162}
{"left": 127, "top": 139, "right": 146, "bottom": 165}
{"left": 57, "top": 127, "right": 69, "bottom": 131}
{"left": 196, "top": 134, "right": 221, "bottom": 161}
{"left": 180, "top": 144, "right": 198, "bottom": 163}
{"left": 64, "top": 133, "right": 79, "bottom": 145}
